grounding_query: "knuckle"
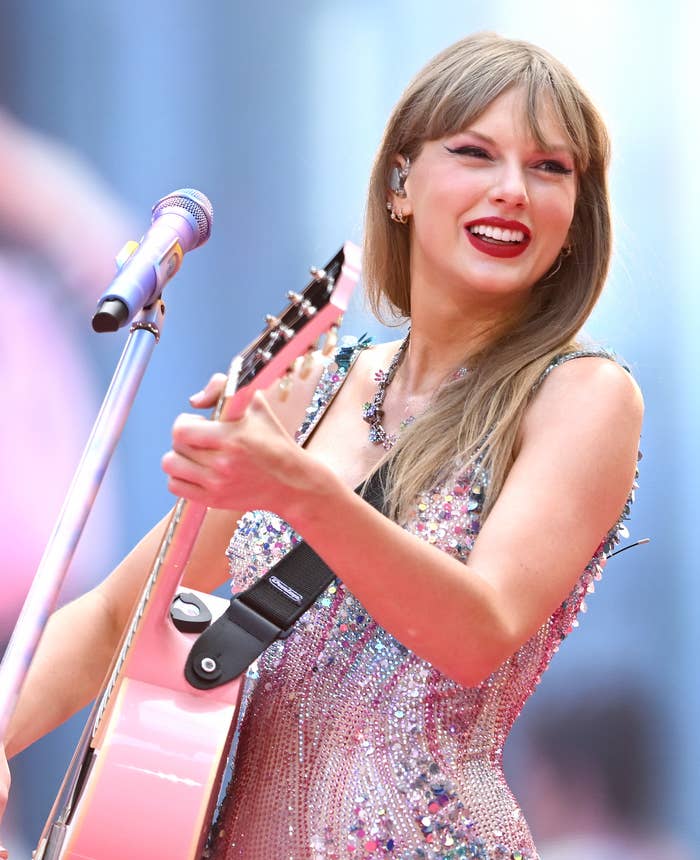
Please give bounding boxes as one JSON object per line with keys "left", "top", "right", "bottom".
{"left": 172, "top": 413, "right": 190, "bottom": 437}
{"left": 221, "top": 430, "right": 243, "bottom": 458}
{"left": 213, "top": 452, "right": 234, "bottom": 478}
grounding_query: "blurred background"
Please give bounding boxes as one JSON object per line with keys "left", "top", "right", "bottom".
{"left": 0, "top": 0, "right": 696, "bottom": 856}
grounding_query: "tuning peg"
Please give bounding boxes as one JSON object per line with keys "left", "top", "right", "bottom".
{"left": 299, "top": 349, "right": 315, "bottom": 379}
{"left": 300, "top": 300, "right": 317, "bottom": 318}
{"left": 255, "top": 347, "right": 273, "bottom": 363}
{"left": 265, "top": 313, "right": 280, "bottom": 328}
{"left": 310, "top": 266, "right": 327, "bottom": 282}
{"left": 277, "top": 371, "right": 293, "bottom": 401}
{"left": 322, "top": 325, "right": 339, "bottom": 356}
{"left": 287, "top": 291, "right": 303, "bottom": 305}
{"left": 269, "top": 326, "right": 294, "bottom": 345}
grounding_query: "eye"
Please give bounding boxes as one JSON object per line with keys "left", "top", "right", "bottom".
{"left": 536, "top": 160, "right": 574, "bottom": 176}
{"left": 444, "top": 145, "right": 493, "bottom": 160}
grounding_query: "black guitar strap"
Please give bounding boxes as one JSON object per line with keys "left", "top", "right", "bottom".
{"left": 185, "top": 464, "right": 387, "bottom": 690}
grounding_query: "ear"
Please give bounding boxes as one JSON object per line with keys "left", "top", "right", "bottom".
{"left": 387, "top": 155, "right": 412, "bottom": 214}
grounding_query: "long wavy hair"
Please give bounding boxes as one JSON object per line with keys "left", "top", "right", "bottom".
{"left": 363, "top": 32, "right": 612, "bottom": 520}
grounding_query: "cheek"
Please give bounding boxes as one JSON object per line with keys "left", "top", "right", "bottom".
{"left": 542, "top": 194, "right": 576, "bottom": 244}
{"left": 409, "top": 189, "right": 452, "bottom": 244}
{"left": 561, "top": 185, "right": 577, "bottom": 225}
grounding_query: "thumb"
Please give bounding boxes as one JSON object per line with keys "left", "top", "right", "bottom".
{"left": 189, "top": 372, "right": 227, "bottom": 409}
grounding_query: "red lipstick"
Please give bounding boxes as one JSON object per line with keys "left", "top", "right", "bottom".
{"left": 464, "top": 217, "right": 531, "bottom": 259}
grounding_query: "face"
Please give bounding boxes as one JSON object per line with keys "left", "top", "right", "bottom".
{"left": 394, "top": 87, "right": 577, "bottom": 314}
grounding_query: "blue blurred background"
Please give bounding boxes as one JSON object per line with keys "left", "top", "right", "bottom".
{"left": 0, "top": 1, "right": 696, "bottom": 856}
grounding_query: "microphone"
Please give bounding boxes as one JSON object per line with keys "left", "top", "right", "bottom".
{"left": 92, "top": 188, "right": 213, "bottom": 332}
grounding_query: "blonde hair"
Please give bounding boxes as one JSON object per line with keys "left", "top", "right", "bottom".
{"left": 363, "top": 32, "right": 612, "bottom": 520}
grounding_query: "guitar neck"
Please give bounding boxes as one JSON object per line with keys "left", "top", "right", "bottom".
{"left": 92, "top": 241, "right": 361, "bottom": 735}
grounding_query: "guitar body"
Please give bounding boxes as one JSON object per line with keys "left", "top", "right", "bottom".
{"left": 34, "top": 242, "right": 361, "bottom": 860}
{"left": 37, "top": 589, "right": 243, "bottom": 860}
{"left": 64, "top": 676, "right": 240, "bottom": 860}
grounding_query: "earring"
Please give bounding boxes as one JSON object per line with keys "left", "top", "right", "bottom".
{"left": 386, "top": 201, "right": 408, "bottom": 224}
{"left": 389, "top": 156, "right": 411, "bottom": 198}
{"left": 387, "top": 155, "right": 411, "bottom": 224}
{"left": 546, "top": 244, "right": 572, "bottom": 279}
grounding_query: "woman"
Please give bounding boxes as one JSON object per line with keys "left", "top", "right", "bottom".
{"left": 1, "top": 33, "right": 642, "bottom": 860}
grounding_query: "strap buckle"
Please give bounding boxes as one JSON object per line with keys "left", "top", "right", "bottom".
{"left": 184, "top": 598, "right": 282, "bottom": 690}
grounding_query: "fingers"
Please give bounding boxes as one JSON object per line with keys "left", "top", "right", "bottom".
{"left": 161, "top": 449, "right": 209, "bottom": 487}
{"left": 163, "top": 389, "right": 298, "bottom": 509}
{"left": 173, "top": 393, "right": 282, "bottom": 454}
{"left": 162, "top": 444, "right": 243, "bottom": 508}
{"left": 163, "top": 472, "right": 214, "bottom": 505}
{"left": 247, "top": 389, "right": 287, "bottom": 433}
{"left": 164, "top": 419, "right": 242, "bottom": 497}
{"left": 189, "top": 372, "right": 227, "bottom": 409}
{"left": 171, "top": 412, "right": 224, "bottom": 451}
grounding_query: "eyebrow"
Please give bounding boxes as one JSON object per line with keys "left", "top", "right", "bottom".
{"left": 460, "top": 128, "right": 573, "bottom": 157}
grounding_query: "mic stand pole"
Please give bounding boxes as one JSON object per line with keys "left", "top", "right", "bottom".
{"left": 0, "top": 300, "right": 167, "bottom": 741}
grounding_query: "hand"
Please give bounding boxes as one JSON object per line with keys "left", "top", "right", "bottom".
{"left": 162, "top": 386, "right": 325, "bottom": 520}
{"left": 187, "top": 372, "right": 228, "bottom": 411}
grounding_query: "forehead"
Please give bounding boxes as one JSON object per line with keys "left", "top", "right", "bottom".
{"left": 463, "top": 87, "right": 572, "bottom": 152}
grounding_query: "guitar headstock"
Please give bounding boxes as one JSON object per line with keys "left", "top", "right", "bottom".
{"left": 219, "top": 241, "right": 361, "bottom": 420}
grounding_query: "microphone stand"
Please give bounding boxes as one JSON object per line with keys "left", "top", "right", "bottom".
{"left": 0, "top": 300, "right": 166, "bottom": 742}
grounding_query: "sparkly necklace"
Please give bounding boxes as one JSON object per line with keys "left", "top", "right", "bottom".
{"left": 362, "top": 334, "right": 411, "bottom": 450}
{"left": 361, "top": 333, "right": 469, "bottom": 450}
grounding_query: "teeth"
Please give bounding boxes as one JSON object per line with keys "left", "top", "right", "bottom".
{"left": 468, "top": 224, "right": 526, "bottom": 243}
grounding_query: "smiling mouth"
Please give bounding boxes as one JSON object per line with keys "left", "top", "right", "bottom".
{"left": 465, "top": 222, "right": 530, "bottom": 259}
{"left": 467, "top": 224, "right": 527, "bottom": 244}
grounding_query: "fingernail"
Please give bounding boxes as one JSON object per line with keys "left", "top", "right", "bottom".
{"left": 189, "top": 390, "right": 205, "bottom": 403}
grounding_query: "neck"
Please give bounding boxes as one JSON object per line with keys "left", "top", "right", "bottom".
{"left": 398, "top": 270, "right": 528, "bottom": 397}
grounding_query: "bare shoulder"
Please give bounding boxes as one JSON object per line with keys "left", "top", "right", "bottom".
{"left": 522, "top": 354, "right": 644, "bottom": 441}
{"left": 513, "top": 353, "right": 643, "bottom": 543}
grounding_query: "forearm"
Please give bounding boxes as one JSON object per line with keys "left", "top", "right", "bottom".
{"left": 4, "top": 504, "right": 236, "bottom": 758}
{"left": 4, "top": 589, "right": 119, "bottom": 758}
{"left": 283, "top": 469, "right": 512, "bottom": 687}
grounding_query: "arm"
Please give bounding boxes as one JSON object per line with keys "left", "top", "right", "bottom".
{"left": 3, "top": 507, "right": 237, "bottom": 759}
{"left": 164, "top": 356, "right": 643, "bottom": 687}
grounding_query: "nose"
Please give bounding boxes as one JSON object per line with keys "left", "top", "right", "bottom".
{"left": 489, "top": 162, "right": 529, "bottom": 209}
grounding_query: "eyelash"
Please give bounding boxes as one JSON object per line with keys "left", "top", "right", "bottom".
{"left": 445, "top": 145, "right": 491, "bottom": 159}
{"left": 538, "top": 160, "right": 574, "bottom": 176}
{"left": 444, "top": 145, "right": 573, "bottom": 175}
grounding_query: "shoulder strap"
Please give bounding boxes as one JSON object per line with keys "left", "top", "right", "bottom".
{"left": 532, "top": 347, "right": 623, "bottom": 394}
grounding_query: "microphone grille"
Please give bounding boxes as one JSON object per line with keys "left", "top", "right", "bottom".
{"left": 152, "top": 188, "right": 214, "bottom": 248}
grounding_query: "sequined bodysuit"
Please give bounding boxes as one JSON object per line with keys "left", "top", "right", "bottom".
{"left": 211, "top": 340, "right": 634, "bottom": 860}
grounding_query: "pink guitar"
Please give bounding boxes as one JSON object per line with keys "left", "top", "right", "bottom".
{"left": 33, "top": 242, "right": 361, "bottom": 860}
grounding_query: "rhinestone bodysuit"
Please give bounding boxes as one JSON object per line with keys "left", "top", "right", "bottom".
{"left": 211, "top": 338, "right": 636, "bottom": 860}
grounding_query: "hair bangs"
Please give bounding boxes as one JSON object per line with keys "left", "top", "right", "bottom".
{"left": 411, "top": 49, "right": 592, "bottom": 177}
{"left": 521, "top": 60, "right": 592, "bottom": 172}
